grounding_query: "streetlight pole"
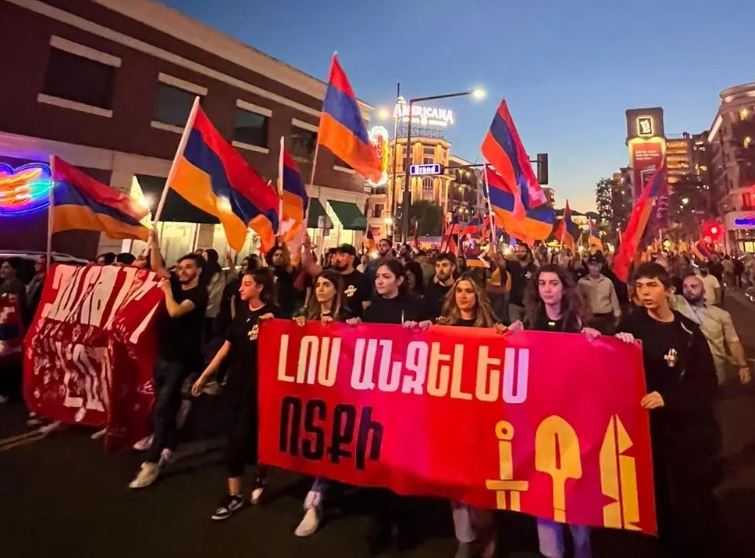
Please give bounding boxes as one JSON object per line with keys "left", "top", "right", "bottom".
{"left": 400, "top": 90, "right": 483, "bottom": 241}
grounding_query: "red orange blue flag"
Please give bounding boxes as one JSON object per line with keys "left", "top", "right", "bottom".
{"left": 51, "top": 156, "right": 149, "bottom": 241}
{"left": 279, "top": 146, "right": 308, "bottom": 243}
{"left": 318, "top": 55, "right": 382, "bottom": 181}
{"left": 481, "top": 100, "right": 548, "bottom": 218}
{"left": 168, "top": 100, "right": 279, "bottom": 252}
{"left": 553, "top": 201, "right": 580, "bottom": 250}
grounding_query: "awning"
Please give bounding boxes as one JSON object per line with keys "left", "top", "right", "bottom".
{"left": 136, "top": 175, "right": 218, "bottom": 224}
{"left": 307, "top": 198, "right": 326, "bottom": 228}
{"left": 328, "top": 200, "right": 367, "bottom": 231}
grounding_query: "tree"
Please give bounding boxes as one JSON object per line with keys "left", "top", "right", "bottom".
{"left": 595, "top": 177, "right": 632, "bottom": 246}
{"left": 409, "top": 200, "right": 444, "bottom": 236}
{"left": 596, "top": 178, "right": 614, "bottom": 225}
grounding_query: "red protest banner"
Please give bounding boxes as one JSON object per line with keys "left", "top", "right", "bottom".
{"left": 258, "top": 320, "right": 656, "bottom": 535}
{"left": 0, "top": 292, "right": 23, "bottom": 363}
{"left": 23, "top": 264, "right": 163, "bottom": 450}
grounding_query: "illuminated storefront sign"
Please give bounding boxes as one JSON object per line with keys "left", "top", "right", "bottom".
{"left": 627, "top": 137, "right": 666, "bottom": 199}
{"left": 393, "top": 103, "right": 455, "bottom": 127}
{"left": 368, "top": 126, "right": 390, "bottom": 187}
{"left": 734, "top": 217, "right": 755, "bottom": 227}
{"left": 0, "top": 162, "right": 53, "bottom": 216}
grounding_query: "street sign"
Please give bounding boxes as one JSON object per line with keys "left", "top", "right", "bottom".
{"left": 409, "top": 163, "right": 442, "bottom": 176}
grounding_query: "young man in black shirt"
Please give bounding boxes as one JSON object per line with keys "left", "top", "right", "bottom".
{"left": 617, "top": 263, "right": 720, "bottom": 557}
{"left": 130, "top": 231, "right": 208, "bottom": 489}
{"left": 268, "top": 245, "right": 297, "bottom": 318}
{"left": 332, "top": 244, "right": 371, "bottom": 318}
{"left": 505, "top": 244, "right": 537, "bottom": 323}
{"left": 424, "top": 252, "right": 457, "bottom": 321}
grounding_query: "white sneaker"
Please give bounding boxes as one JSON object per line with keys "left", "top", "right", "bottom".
{"left": 91, "top": 428, "right": 107, "bottom": 440}
{"left": 128, "top": 462, "right": 160, "bottom": 489}
{"left": 251, "top": 486, "right": 264, "bottom": 505}
{"left": 294, "top": 507, "right": 321, "bottom": 537}
{"left": 132, "top": 434, "right": 154, "bottom": 451}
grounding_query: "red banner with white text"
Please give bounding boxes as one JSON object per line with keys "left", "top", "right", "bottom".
{"left": 23, "top": 264, "right": 163, "bottom": 450}
{"left": 258, "top": 320, "right": 656, "bottom": 534}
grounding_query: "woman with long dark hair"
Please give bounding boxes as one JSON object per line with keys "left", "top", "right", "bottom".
{"left": 347, "top": 259, "right": 431, "bottom": 554}
{"left": 437, "top": 273, "right": 506, "bottom": 558}
{"left": 191, "top": 269, "right": 276, "bottom": 521}
{"left": 509, "top": 264, "right": 597, "bottom": 558}
{"left": 404, "top": 260, "right": 425, "bottom": 297}
{"left": 293, "top": 269, "right": 347, "bottom": 537}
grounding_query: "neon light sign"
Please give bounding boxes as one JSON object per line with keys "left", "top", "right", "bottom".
{"left": 0, "top": 163, "right": 53, "bottom": 216}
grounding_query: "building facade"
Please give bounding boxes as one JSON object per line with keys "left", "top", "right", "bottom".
{"left": 708, "top": 82, "right": 755, "bottom": 253}
{"left": 0, "top": 0, "right": 372, "bottom": 262}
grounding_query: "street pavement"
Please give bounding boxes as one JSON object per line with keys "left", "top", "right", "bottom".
{"left": 1, "top": 295, "right": 754, "bottom": 558}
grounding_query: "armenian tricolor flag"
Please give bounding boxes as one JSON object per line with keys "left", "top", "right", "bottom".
{"left": 169, "top": 99, "right": 279, "bottom": 252}
{"left": 51, "top": 156, "right": 149, "bottom": 241}
{"left": 279, "top": 144, "right": 308, "bottom": 243}
{"left": 588, "top": 219, "right": 603, "bottom": 252}
{"left": 612, "top": 165, "right": 666, "bottom": 282}
{"left": 318, "top": 55, "right": 382, "bottom": 181}
{"left": 481, "top": 100, "right": 548, "bottom": 218}
{"left": 484, "top": 165, "right": 553, "bottom": 243}
{"left": 554, "top": 201, "right": 580, "bottom": 250}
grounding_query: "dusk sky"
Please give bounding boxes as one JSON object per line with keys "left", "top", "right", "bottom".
{"left": 164, "top": 0, "right": 755, "bottom": 211}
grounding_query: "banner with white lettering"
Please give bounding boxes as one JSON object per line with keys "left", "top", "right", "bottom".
{"left": 258, "top": 321, "right": 657, "bottom": 534}
{"left": 24, "top": 264, "right": 163, "bottom": 449}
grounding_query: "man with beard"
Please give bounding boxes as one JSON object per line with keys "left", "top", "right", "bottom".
{"left": 672, "top": 272, "right": 751, "bottom": 385}
{"left": 365, "top": 237, "right": 394, "bottom": 285}
{"left": 424, "top": 253, "right": 457, "bottom": 321}
{"left": 505, "top": 244, "right": 537, "bottom": 323}
{"left": 617, "top": 263, "right": 720, "bottom": 557}
{"left": 268, "top": 245, "right": 298, "bottom": 317}
{"left": 130, "top": 230, "right": 208, "bottom": 489}
{"left": 332, "top": 244, "right": 371, "bottom": 318}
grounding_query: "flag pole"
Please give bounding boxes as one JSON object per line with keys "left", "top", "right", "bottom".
{"left": 154, "top": 96, "right": 201, "bottom": 223}
{"left": 46, "top": 154, "right": 55, "bottom": 265}
{"left": 278, "top": 136, "right": 285, "bottom": 244}
{"left": 481, "top": 163, "right": 498, "bottom": 255}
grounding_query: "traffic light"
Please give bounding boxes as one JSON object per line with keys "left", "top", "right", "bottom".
{"left": 536, "top": 153, "right": 549, "bottom": 185}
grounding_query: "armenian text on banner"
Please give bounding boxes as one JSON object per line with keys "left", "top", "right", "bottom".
{"left": 258, "top": 321, "right": 656, "bottom": 534}
{"left": 23, "top": 264, "right": 163, "bottom": 450}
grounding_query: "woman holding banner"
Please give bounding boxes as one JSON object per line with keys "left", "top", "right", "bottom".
{"left": 347, "top": 259, "right": 431, "bottom": 554}
{"left": 437, "top": 273, "right": 507, "bottom": 558}
{"left": 508, "top": 264, "right": 599, "bottom": 558}
{"left": 191, "top": 269, "right": 276, "bottom": 521}
{"left": 292, "top": 268, "right": 348, "bottom": 537}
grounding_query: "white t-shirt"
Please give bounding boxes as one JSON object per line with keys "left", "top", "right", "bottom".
{"left": 701, "top": 273, "right": 721, "bottom": 305}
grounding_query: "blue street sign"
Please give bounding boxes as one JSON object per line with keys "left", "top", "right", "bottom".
{"left": 409, "top": 163, "right": 442, "bottom": 176}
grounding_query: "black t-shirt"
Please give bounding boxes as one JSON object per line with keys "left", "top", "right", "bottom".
{"left": 363, "top": 293, "right": 429, "bottom": 325}
{"left": 506, "top": 260, "right": 537, "bottom": 306}
{"left": 157, "top": 276, "right": 208, "bottom": 366}
{"left": 340, "top": 270, "right": 372, "bottom": 318}
{"left": 273, "top": 266, "right": 297, "bottom": 318}
{"left": 425, "top": 281, "right": 453, "bottom": 322}
{"left": 526, "top": 312, "right": 581, "bottom": 333}
{"left": 224, "top": 303, "right": 275, "bottom": 394}
{"left": 454, "top": 318, "right": 477, "bottom": 328}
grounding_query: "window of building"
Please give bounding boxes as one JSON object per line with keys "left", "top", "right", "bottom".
{"left": 422, "top": 177, "right": 434, "bottom": 191}
{"left": 43, "top": 48, "right": 115, "bottom": 109}
{"left": 153, "top": 83, "right": 197, "bottom": 127}
{"left": 233, "top": 108, "right": 268, "bottom": 148}
{"left": 423, "top": 155, "right": 434, "bottom": 164}
{"left": 290, "top": 126, "right": 317, "bottom": 162}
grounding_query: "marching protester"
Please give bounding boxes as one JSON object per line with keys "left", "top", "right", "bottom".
{"left": 437, "top": 273, "right": 507, "bottom": 558}
{"left": 129, "top": 230, "right": 208, "bottom": 489}
{"left": 617, "top": 263, "right": 720, "bottom": 557}
{"left": 25, "top": 255, "right": 46, "bottom": 322}
{"left": 348, "top": 259, "right": 431, "bottom": 554}
{"left": 267, "top": 244, "right": 298, "bottom": 318}
{"left": 508, "top": 263, "right": 600, "bottom": 558}
{"left": 577, "top": 253, "right": 621, "bottom": 334}
{"left": 201, "top": 248, "right": 228, "bottom": 342}
{"left": 672, "top": 272, "right": 751, "bottom": 385}
{"left": 699, "top": 264, "right": 722, "bottom": 306}
{"left": 332, "top": 244, "right": 371, "bottom": 318}
{"left": 191, "top": 269, "right": 276, "bottom": 520}
{"left": 0, "top": 258, "right": 27, "bottom": 316}
{"left": 115, "top": 252, "right": 136, "bottom": 266}
{"left": 364, "top": 237, "right": 394, "bottom": 285}
{"left": 96, "top": 252, "right": 116, "bottom": 265}
{"left": 292, "top": 268, "right": 348, "bottom": 537}
{"left": 424, "top": 253, "right": 457, "bottom": 321}
{"left": 404, "top": 260, "right": 425, "bottom": 297}
{"left": 505, "top": 244, "right": 537, "bottom": 323}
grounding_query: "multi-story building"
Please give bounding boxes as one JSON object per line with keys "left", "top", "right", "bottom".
{"left": 708, "top": 82, "right": 755, "bottom": 253}
{"left": 665, "top": 134, "right": 693, "bottom": 187}
{"left": 0, "top": 0, "right": 372, "bottom": 262}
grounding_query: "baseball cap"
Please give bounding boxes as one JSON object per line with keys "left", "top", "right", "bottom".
{"left": 334, "top": 244, "right": 357, "bottom": 258}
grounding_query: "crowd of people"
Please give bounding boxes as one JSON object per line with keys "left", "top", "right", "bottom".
{"left": 1, "top": 233, "right": 752, "bottom": 558}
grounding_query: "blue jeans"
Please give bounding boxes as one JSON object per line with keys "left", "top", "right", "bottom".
{"left": 145, "top": 358, "right": 189, "bottom": 464}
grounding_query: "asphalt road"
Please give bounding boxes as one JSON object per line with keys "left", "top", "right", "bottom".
{"left": 1, "top": 295, "right": 754, "bottom": 558}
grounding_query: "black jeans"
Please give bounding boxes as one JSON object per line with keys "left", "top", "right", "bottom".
{"left": 145, "top": 358, "right": 189, "bottom": 464}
